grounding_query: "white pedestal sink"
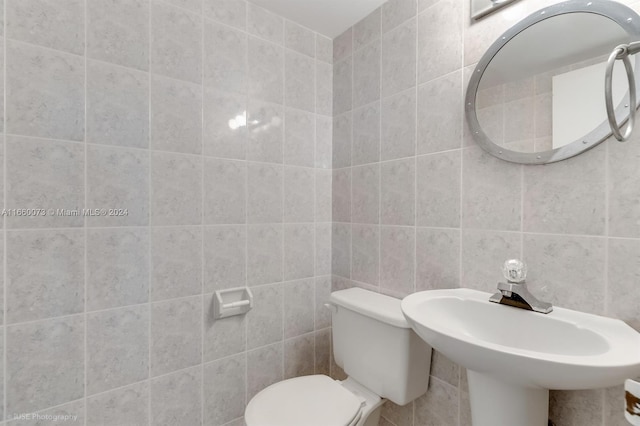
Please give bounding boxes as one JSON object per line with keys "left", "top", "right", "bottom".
{"left": 401, "top": 289, "right": 640, "bottom": 426}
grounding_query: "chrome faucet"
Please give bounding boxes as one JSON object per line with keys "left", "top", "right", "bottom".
{"left": 489, "top": 259, "right": 553, "bottom": 314}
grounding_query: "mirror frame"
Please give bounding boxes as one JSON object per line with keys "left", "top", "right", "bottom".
{"left": 465, "top": 0, "right": 640, "bottom": 164}
{"left": 472, "top": 0, "right": 520, "bottom": 20}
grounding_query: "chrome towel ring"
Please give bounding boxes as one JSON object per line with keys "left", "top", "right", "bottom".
{"left": 605, "top": 42, "right": 640, "bottom": 141}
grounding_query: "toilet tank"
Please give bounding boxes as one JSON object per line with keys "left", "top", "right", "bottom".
{"left": 330, "top": 288, "right": 432, "bottom": 406}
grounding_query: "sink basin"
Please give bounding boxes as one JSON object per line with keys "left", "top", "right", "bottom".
{"left": 401, "top": 288, "right": 640, "bottom": 426}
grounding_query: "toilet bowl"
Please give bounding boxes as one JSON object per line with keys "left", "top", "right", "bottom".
{"left": 244, "top": 287, "right": 432, "bottom": 426}
{"left": 245, "top": 375, "right": 384, "bottom": 426}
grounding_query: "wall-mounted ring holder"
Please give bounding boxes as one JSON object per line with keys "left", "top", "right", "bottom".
{"left": 213, "top": 287, "right": 253, "bottom": 320}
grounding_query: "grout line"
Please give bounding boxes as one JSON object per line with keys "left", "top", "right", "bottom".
{"left": 378, "top": 8, "right": 383, "bottom": 294}
{"left": 154, "top": 0, "right": 200, "bottom": 17}
{"left": 85, "top": 363, "right": 199, "bottom": 402}
{"left": 199, "top": 0, "right": 205, "bottom": 425}
{"left": 413, "top": 0, "right": 419, "bottom": 297}
{"left": 200, "top": 0, "right": 206, "bottom": 423}
{"left": 349, "top": 22, "right": 354, "bottom": 283}
{"left": 0, "top": 221, "right": 329, "bottom": 233}
{"left": 3, "top": 0, "right": 7, "bottom": 420}
{"left": 147, "top": 0, "right": 153, "bottom": 423}
{"left": 278, "top": 1, "right": 287, "bottom": 378}
{"left": 83, "top": 0, "right": 88, "bottom": 423}
{"left": 5, "top": 37, "right": 86, "bottom": 60}
{"left": 604, "top": 131, "right": 610, "bottom": 318}
{"left": 243, "top": 0, "right": 250, "bottom": 412}
{"left": 458, "top": 3, "right": 465, "bottom": 423}
{"left": 520, "top": 164, "right": 525, "bottom": 260}
{"left": 312, "top": 30, "right": 318, "bottom": 374}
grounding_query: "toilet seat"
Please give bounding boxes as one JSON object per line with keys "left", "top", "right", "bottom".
{"left": 245, "top": 375, "right": 364, "bottom": 426}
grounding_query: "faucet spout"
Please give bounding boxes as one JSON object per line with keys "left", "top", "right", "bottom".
{"left": 489, "top": 281, "right": 553, "bottom": 314}
{"left": 488, "top": 259, "right": 553, "bottom": 314}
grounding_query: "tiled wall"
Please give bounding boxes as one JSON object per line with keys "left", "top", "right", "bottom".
{"left": 0, "top": 0, "right": 333, "bottom": 425}
{"left": 331, "top": 0, "right": 640, "bottom": 425}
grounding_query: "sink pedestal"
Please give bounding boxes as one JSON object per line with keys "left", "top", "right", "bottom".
{"left": 467, "top": 370, "right": 549, "bottom": 426}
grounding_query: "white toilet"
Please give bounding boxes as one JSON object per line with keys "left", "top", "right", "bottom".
{"left": 245, "top": 287, "right": 432, "bottom": 426}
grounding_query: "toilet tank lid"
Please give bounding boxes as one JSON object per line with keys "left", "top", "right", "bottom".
{"left": 330, "top": 288, "right": 410, "bottom": 328}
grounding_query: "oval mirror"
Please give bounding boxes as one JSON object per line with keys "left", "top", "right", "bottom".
{"left": 466, "top": 0, "right": 640, "bottom": 164}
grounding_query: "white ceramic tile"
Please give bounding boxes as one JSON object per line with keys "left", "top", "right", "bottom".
{"left": 284, "top": 166, "right": 314, "bottom": 223}
{"left": 416, "top": 151, "right": 461, "bottom": 228}
{"left": 203, "top": 158, "right": 246, "bottom": 225}
{"left": 150, "top": 297, "right": 202, "bottom": 376}
{"left": 247, "top": 225, "right": 283, "bottom": 286}
{"left": 203, "top": 88, "right": 247, "bottom": 160}
{"left": 285, "top": 50, "right": 315, "bottom": 112}
{"left": 204, "top": 225, "right": 246, "bottom": 293}
{"left": 86, "top": 228, "right": 149, "bottom": 311}
{"left": 286, "top": 21, "right": 315, "bottom": 57}
{"left": 7, "top": 41, "right": 84, "bottom": 141}
{"left": 247, "top": 100, "right": 284, "bottom": 163}
{"left": 382, "top": 19, "right": 416, "bottom": 97}
{"left": 417, "top": 0, "right": 462, "bottom": 83}
{"left": 247, "top": 3, "right": 284, "bottom": 45}
{"left": 150, "top": 152, "right": 202, "bottom": 226}
{"left": 381, "top": 158, "right": 415, "bottom": 225}
{"left": 284, "top": 278, "right": 315, "bottom": 338}
{"left": 333, "top": 28, "right": 352, "bottom": 62}
{"left": 351, "top": 224, "right": 379, "bottom": 285}
{"left": 352, "top": 164, "right": 379, "bottom": 224}
{"left": 151, "top": 1, "right": 202, "bottom": 84}
{"left": 249, "top": 37, "right": 284, "bottom": 104}
{"left": 284, "top": 224, "right": 314, "bottom": 280}
{"left": 87, "top": 0, "right": 149, "bottom": 71}
{"left": 381, "top": 89, "right": 416, "bottom": 161}
{"left": 8, "top": 0, "right": 84, "bottom": 55}
{"left": 151, "top": 227, "right": 202, "bottom": 301}
{"left": 284, "top": 108, "right": 315, "bottom": 167}
{"left": 86, "top": 145, "right": 149, "bottom": 227}
{"left": 204, "top": 20, "right": 246, "bottom": 94}
{"left": 151, "top": 74, "right": 202, "bottom": 154}
{"left": 7, "top": 316, "right": 83, "bottom": 413}
{"left": 87, "top": 382, "right": 149, "bottom": 426}
{"left": 316, "top": 34, "right": 333, "bottom": 64}
{"left": 417, "top": 228, "right": 460, "bottom": 291}
{"left": 87, "top": 60, "right": 149, "bottom": 149}
{"left": 382, "top": 0, "right": 417, "bottom": 33}
{"left": 353, "top": 42, "right": 381, "bottom": 108}
{"left": 381, "top": 226, "right": 415, "bottom": 296}
{"left": 247, "top": 162, "right": 283, "bottom": 223}
{"left": 203, "top": 293, "right": 245, "bottom": 361}
{"left": 247, "top": 283, "right": 283, "bottom": 348}
{"left": 87, "top": 305, "right": 149, "bottom": 395}
{"left": 6, "top": 136, "right": 84, "bottom": 229}
{"left": 7, "top": 229, "right": 84, "bottom": 323}
{"left": 203, "top": 0, "right": 246, "bottom": 29}
{"left": 333, "top": 112, "right": 352, "bottom": 169}
{"left": 151, "top": 367, "right": 202, "bottom": 426}
{"left": 352, "top": 102, "right": 381, "bottom": 166}
{"left": 333, "top": 58, "right": 352, "bottom": 116}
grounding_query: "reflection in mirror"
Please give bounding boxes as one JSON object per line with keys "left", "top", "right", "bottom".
{"left": 476, "top": 12, "right": 634, "bottom": 154}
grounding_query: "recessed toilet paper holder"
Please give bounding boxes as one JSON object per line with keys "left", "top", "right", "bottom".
{"left": 626, "top": 378, "right": 640, "bottom": 424}
{"left": 213, "top": 287, "right": 254, "bottom": 320}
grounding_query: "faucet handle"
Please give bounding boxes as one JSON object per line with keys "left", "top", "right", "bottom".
{"left": 502, "top": 259, "right": 527, "bottom": 283}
